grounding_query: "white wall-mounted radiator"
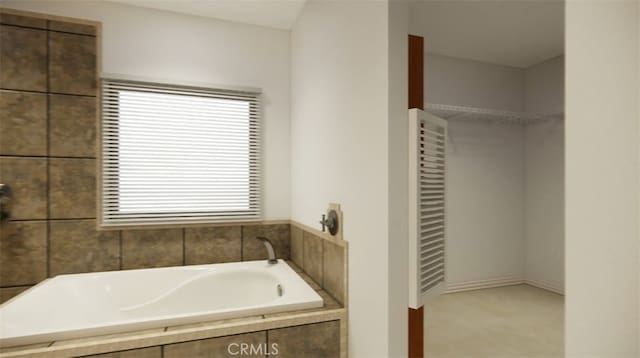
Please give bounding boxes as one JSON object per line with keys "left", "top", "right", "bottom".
{"left": 408, "top": 108, "right": 447, "bottom": 309}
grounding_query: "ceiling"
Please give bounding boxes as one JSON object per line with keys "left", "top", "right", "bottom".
{"left": 109, "top": 0, "right": 563, "bottom": 68}
{"left": 109, "top": 0, "right": 307, "bottom": 30}
{"left": 409, "top": 0, "right": 565, "bottom": 68}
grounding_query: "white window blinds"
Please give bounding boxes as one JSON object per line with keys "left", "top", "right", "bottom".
{"left": 101, "top": 79, "right": 261, "bottom": 227}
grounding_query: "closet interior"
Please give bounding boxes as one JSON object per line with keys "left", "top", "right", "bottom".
{"left": 409, "top": 1, "right": 565, "bottom": 356}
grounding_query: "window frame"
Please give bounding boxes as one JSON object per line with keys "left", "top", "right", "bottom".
{"left": 98, "top": 77, "right": 262, "bottom": 228}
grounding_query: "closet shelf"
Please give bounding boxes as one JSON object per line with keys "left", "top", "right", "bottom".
{"left": 424, "top": 103, "right": 563, "bottom": 125}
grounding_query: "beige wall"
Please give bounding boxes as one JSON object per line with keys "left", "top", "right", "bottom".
{"left": 565, "top": 0, "right": 639, "bottom": 355}
{"left": 290, "top": 1, "right": 396, "bottom": 356}
{"left": 0, "top": 0, "right": 292, "bottom": 220}
{"left": 423, "top": 51, "right": 528, "bottom": 287}
{"left": 387, "top": 0, "right": 409, "bottom": 355}
{"left": 524, "top": 120, "right": 564, "bottom": 293}
{"left": 445, "top": 121, "right": 526, "bottom": 285}
{"left": 524, "top": 56, "right": 564, "bottom": 114}
{"left": 424, "top": 53, "right": 525, "bottom": 112}
{"left": 0, "top": 10, "right": 292, "bottom": 303}
{"left": 524, "top": 57, "right": 565, "bottom": 293}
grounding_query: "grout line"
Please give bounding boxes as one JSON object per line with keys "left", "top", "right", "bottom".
{"left": 45, "top": 24, "right": 51, "bottom": 279}
{"left": 119, "top": 231, "right": 123, "bottom": 270}
{"left": 0, "top": 22, "right": 97, "bottom": 37}
{"left": 182, "top": 228, "right": 186, "bottom": 265}
{"left": 50, "top": 217, "right": 98, "bottom": 221}
{"left": 0, "top": 154, "right": 97, "bottom": 160}
{"left": 48, "top": 156, "right": 97, "bottom": 160}
{"left": 300, "top": 229, "right": 305, "bottom": 271}
{"left": 301, "top": 227, "right": 306, "bottom": 270}
{"left": 13, "top": 217, "right": 98, "bottom": 222}
{"left": 0, "top": 87, "right": 97, "bottom": 98}
{"left": 46, "top": 220, "right": 51, "bottom": 277}
{"left": 320, "top": 238, "right": 325, "bottom": 289}
{"left": 4, "top": 218, "right": 48, "bottom": 222}
{"left": 0, "top": 22, "right": 46, "bottom": 32}
{"left": 0, "top": 284, "right": 33, "bottom": 289}
{"left": 48, "top": 29, "right": 97, "bottom": 38}
{"left": 240, "top": 226, "right": 244, "bottom": 261}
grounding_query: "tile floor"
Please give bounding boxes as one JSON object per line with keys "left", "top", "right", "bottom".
{"left": 425, "top": 284, "right": 564, "bottom": 358}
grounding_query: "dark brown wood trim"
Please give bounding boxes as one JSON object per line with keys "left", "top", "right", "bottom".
{"left": 408, "top": 33, "right": 425, "bottom": 358}
{"left": 408, "top": 307, "right": 424, "bottom": 358}
{"left": 408, "top": 35, "right": 424, "bottom": 110}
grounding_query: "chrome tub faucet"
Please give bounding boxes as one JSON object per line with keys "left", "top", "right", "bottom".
{"left": 257, "top": 237, "right": 278, "bottom": 265}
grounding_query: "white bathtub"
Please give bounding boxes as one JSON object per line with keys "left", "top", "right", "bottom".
{"left": 0, "top": 260, "right": 322, "bottom": 347}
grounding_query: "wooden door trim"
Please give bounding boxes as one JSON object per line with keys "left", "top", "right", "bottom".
{"left": 408, "top": 33, "right": 425, "bottom": 358}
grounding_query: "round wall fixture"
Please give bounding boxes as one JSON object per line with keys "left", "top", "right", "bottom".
{"left": 319, "top": 209, "right": 339, "bottom": 236}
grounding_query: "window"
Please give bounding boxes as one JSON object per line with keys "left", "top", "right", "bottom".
{"left": 101, "top": 79, "right": 261, "bottom": 226}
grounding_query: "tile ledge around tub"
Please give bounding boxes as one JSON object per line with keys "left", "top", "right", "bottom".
{"left": 290, "top": 220, "right": 348, "bottom": 248}
{"left": 0, "top": 309, "right": 347, "bottom": 358}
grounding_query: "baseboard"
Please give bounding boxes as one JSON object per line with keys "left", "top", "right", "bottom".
{"left": 445, "top": 276, "right": 524, "bottom": 293}
{"left": 524, "top": 279, "right": 564, "bottom": 295}
{"left": 444, "top": 276, "right": 565, "bottom": 295}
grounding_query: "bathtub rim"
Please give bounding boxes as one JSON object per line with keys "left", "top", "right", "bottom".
{"left": 0, "top": 260, "right": 323, "bottom": 347}
{"left": 0, "top": 307, "right": 346, "bottom": 358}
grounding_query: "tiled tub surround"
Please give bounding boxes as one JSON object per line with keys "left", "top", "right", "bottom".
{"left": 0, "top": 225, "right": 348, "bottom": 357}
{"left": 0, "top": 221, "right": 348, "bottom": 357}
{"left": 0, "top": 8, "right": 339, "bottom": 307}
{"left": 0, "top": 260, "right": 346, "bottom": 358}
{"left": 0, "top": 9, "right": 295, "bottom": 301}
{"left": 0, "top": 9, "right": 349, "bottom": 357}
{"left": 0, "top": 219, "right": 293, "bottom": 301}
{"left": 0, "top": 9, "right": 101, "bottom": 297}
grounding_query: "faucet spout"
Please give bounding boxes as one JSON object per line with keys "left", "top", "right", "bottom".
{"left": 257, "top": 237, "right": 278, "bottom": 264}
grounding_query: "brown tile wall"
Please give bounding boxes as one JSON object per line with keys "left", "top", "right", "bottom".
{"left": 0, "top": 12, "right": 345, "bottom": 312}
{"left": 0, "top": 9, "right": 347, "bottom": 358}
{"left": 291, "top": 225, "right": 347, "bottom": 306}
{"left": 0, "top": 13, "right": 291, "bottom": 303}
{"left": 79, "top": 321, "right": 341, "bottom": 358}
